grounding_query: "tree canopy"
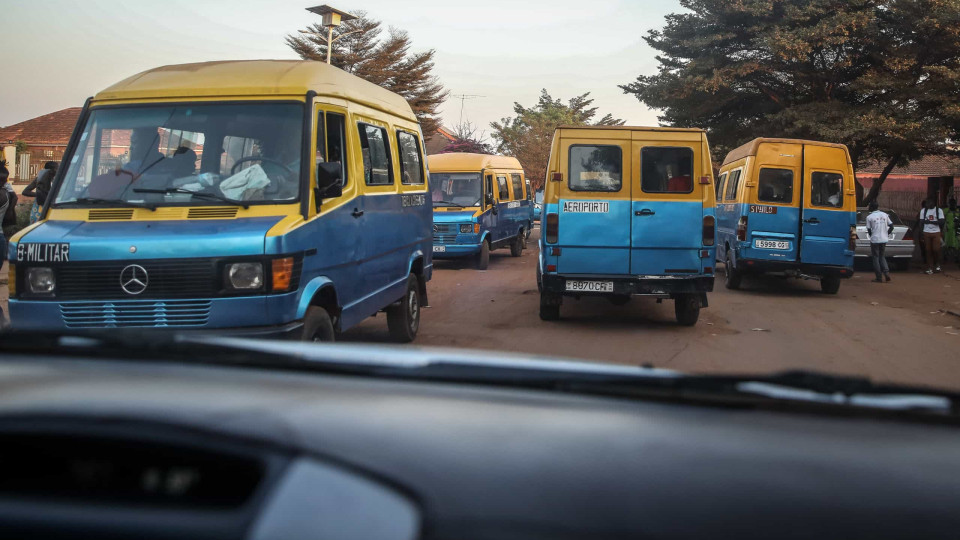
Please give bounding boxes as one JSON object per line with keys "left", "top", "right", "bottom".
{"left": 621, "top": 0, "right": 960, "bottom": 202}
{"left": 287, "top": 11, "right": 448, "bottom": 137}
{"left": 441, "top": 121, "right": 493, "bottom": 154}
{"left": 491, "top": 90, "right": 624, "bottom": 190}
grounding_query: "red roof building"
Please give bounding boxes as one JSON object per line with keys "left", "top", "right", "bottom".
{"left": 0, "top": 107, "right": 82, "bottom": 183}
{"left": 856, "top": 155, "right": 959, "bottom": 219}
{"left": 425, "top": 126, "right": 456, "bottom": 155}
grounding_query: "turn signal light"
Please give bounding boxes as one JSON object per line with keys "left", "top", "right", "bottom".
{"left": 474, "top": 223, "right": 480, "bottom": 234}
{"left": 545, "top": 213, "right": 559, "bottom": 244}
{"left": 737, "top": 216, "right": 748, "bottom": 242}
{"left": 272, "top": 257, "right": 295, "bottom": 291}
{"left": 702, "top": 215, "right": 715, "bottom": 246}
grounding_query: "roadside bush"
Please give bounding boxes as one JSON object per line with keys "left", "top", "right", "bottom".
{"left": 2, "top": 202, "right": 32, "bottom": 239}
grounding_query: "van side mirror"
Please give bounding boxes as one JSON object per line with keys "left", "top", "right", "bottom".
{"left": 486, "top": 193, "right": 496, "bottom": 209}
{"left": 315, "top": 163, "right": 343, "bottom": 210}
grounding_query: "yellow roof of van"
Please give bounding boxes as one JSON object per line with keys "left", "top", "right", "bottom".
{"left": 92, "top": 60, "right": 417, "bottom": 122}
{"left": 557, "top": 125, "right": 705, "bottom": 132}
{"left": 722, "top": 138, "right": 849, "bottom": 166}
{"left": 427, "top": 153, "right": 522, "bottom": 171}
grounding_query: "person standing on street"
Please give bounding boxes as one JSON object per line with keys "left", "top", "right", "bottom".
{"left": 22, "top": 161, "right": 56, "bottom": 224}
{"left": 0, "top": 161, "right": 10, "bottom": 326}
{"left": 920, "top": 197, "right": 945, "bottom": 274}
{"left": 944, "top": 198, "right": 960, "bottom": 265}
{"left": 866, "top": 201, "right": 894, "bottom": 282}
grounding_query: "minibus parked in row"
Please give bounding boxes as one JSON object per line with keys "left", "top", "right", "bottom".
{"left": 8, "top": 60, "right": 432, "bottom": 342}
{"left": 716, "top": 138, "right": 856, "bottom": 294}
{"left": 538, "top": 126, "right": 716, "bottom": 325}
{"left": 429, "top": 153, "right": 533, "bottom": 269}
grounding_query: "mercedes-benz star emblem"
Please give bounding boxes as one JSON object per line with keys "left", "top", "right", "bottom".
{"left": 433, "top": 224, "right": 440, "bottom": 233}
{"left": 120, "top": 264, "right": 149, "bottom": 295}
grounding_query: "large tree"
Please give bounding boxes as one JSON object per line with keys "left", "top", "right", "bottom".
{"left": 491, "top": 90, "right": 624, "bottom": 190}
{"left": 621, "top": 0, "right": 960, "bottom": 203}
{"left": 287, "top": 11, "right": 448, "bottom": 137}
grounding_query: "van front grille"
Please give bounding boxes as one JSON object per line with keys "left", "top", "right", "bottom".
{"left": 434, "top": 234, "right": 457, "bottom": 245}
{"left": 56, "top": 259, "right": 217, "bottom": 300}
{"left": 61, "top": 300, "right": 211, "bottom": 328}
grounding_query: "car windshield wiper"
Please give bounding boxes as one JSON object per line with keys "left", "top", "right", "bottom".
{"left": 68, "top": 197, "right": 157, "bottom": 211}
{"left": 133, "top": 187, "right": 250, "bottom": 209}
{"left": 433, "top": 200, "right": 464, "bottom": 208}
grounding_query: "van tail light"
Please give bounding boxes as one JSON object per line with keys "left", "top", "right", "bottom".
{"left": 849, "top": 226, "right": 857, "bottom": 251}
{"left": 545, "top": 213, "right": 559, "bottom": 244}
{"left": 736, "top": 216, "right": 748, "bottom": 242}
{"left": 702, "top": 215, "right": 715, "bottom": 246}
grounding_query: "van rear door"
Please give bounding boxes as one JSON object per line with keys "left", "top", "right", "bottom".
{"left": 556, "top": 133, "right": 632, "bottom": 275}
{"left": 799, "top": 145, "right": 853, "bottom": 267}
{"left": 630, "top": 134, "right": 704, "bottom": 276}
{"left": 746, "top": 142, "right": 802, "bottom": 263}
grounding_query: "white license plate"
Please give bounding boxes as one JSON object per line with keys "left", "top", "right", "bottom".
{"left": 565, "top": 280, "right": 614, "bottom": 293}
{"left": 433, "top": 245, "right": 446, "bottom": 253}
{"left": 755, "top": 239, "right": 790, "bottom": 250}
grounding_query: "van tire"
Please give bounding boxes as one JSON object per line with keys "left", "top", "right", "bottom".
{"left": 724, "top": 256, "right": 742, "bottom": 290}
{"left": 539, "top": 292, "right": 560, "bottom": 321}
{"left": 536, "top": 267, "right": 543, "bottom": 293}
{"left": 675, "top": 294, "right": 701, "bottom": 326}
{"left": 511, "top": 231, "right": 524, "bottom": 257}
{"left": 476, "top": 240, "right": 490, "bottom": 270}
{"left": 387, "top": 274, "right": 421, "bottom": 342}
{"left": 302, "top": 306, "right": 336, "bottom": 342}
{"left": 820, "top": 275, "right": 841, "bottom": 295}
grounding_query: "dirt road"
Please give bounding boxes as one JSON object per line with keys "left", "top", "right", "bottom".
{"left": 344, "top": 230, "right": 960, "bottom": 389}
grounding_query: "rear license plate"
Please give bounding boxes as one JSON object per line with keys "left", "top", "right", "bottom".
{"left": 755, "top": 239, "right": 790, "bottom": 250}
{"left": 433, "top": 246, "right": 446, "bottom": 253}
{"left": 565, "top": 280, "right": 614, "bottom": 293}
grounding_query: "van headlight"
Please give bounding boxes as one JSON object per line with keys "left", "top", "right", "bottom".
{"left": 460, "top": 224, "right": 474, "bottom": 233}
{"left": 226, "top": 262, "right": 264, "bottom": 290}
{"left": 27, "top": 267, "right": 56, "bottom": 294}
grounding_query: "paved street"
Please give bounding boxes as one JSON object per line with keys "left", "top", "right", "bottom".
{"left": 4, "top": 231, "right": 959, "bottom": 389}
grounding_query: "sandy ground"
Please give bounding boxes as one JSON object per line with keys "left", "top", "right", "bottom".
{"left": 4, "top": 232, "right": 960, "bottom": 388}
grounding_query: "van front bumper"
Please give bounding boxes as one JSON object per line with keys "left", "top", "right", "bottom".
{"left": 542, "top": 274, "right": 714, "bottom": 297}
{"left": 432, "top": 243, "right": 481, "bottom": 258}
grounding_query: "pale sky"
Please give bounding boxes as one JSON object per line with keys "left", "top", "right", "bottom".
{"left": 0, "top": 0, "right": 683, "bottom": 138}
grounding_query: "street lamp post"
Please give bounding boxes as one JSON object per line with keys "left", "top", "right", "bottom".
{"left": 305, "top": 5, "right": 359, "bottom": 64}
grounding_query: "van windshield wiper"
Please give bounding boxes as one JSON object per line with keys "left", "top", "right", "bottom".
{"left": 133, "top": 187, "right": 250, "bottom": 209}
{"left": 68, "top": 197, "right": 157, "bottom": 211}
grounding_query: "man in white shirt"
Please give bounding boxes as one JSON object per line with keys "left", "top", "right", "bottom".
{"left": 865, "top": 201, "right": 893, "bottom": 283}
{"left": 919, "top": 198, "right": 945, "bottom": 274}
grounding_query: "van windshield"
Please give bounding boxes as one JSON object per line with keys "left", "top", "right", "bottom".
{"left": 53, "top": 103, "right": 304, "bottom": 207}
{"left": 431, "top": 173, "right": 482, "bottom": 207}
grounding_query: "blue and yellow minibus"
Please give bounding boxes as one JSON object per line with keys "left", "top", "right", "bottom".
{"left": 716, "top": 138, "right": 856, "bottom": 294}
{"left": 7, "top": 60, "right": 432, "bottom": 342}
{"left": 429, "top": 153, "right": 532, "bottom": 269}
{"left": 538, "top": 126, "right": 716, "bottom": 325}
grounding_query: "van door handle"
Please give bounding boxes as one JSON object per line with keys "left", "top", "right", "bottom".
{"left": 804, "top": 218, "right": 820, "bottom": 224}
{"left": 352, "top": 208, "right": 364, "bottom": 218}
{"left": 636, "top": 209, "right": 656, "bottom": 216}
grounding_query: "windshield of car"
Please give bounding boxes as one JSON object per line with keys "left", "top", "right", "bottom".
{"left": 431, "top": 173, "right": 482, "bottom": 207}
{"left": 53, "top": 103, "right": 303, "bottom": 207}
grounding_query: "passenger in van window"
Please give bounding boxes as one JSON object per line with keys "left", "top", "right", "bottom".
{"left": 827, "top": 182, "right": 841, "bottom": 207}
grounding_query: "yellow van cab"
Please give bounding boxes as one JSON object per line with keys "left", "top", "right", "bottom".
{"left": 538, "top": 125, "right": 717, "bottom": 325}
{"left": 8, "top": 60, "right": 432, "bottom": 342}
{"left": 428, "top": 153, "right": 533, "bottom": 269}
{"left": 716, "top": 138, "right": 856, "bottom": 294}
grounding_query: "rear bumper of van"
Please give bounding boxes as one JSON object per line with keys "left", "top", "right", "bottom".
{"left": 738, "top": 259, "right": 854, "bottom": 278}
{"left": 542, "top": 274, "right": 714, "bottom": 297}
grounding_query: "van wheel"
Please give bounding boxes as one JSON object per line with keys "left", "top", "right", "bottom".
{"left": 675, "top": 294, "right": 701, "bottom": 326}
{"left": 608, "top": 294, "right": 631, "bottom": 306}
{"left": 539, "top": 292, "right": 560, "bottom": 321}
{"left": 511, "top": 231, "right": 524, "bottom": 257}
{"left": 302, "top": 306, "right": 336, "bottom": 342}
{"left": 820, "top": 275, "right": 841, "bottom": 295}
{"left": 536, "top": 267, "right": 543, "bottom": 293}
{"left": 724, "top": 262, "right": 742, "bottom": 290}
{"left": 476, "top": 240, "right": 490, "bottom": 270}
{"left": 387, "top": 275, "right": 421, "bottom": 342}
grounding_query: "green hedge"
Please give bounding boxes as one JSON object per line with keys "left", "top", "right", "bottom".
{"left": 3, "top": 202, "right": 33, "bottom": 239}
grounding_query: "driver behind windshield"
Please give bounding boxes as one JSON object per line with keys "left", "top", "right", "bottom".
{"left": 87, "top": 127, "right": 164, "bottom": 199}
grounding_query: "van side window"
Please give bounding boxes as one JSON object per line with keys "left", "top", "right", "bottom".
{"left": 497, "top": 176, "right": 510, "bottom": 200}
{"left": 315, "top": 111, "right": 326, "bottom": 163}
{"left": 396, "top": 131, "right": 424, "bottom": 185}
{"left": 716, "top": 173, "right": 728, "bottom": 199}
{"left": 358, "top": 123, "right": 393, "bottom": 185}
{"left": 525, "top": 180, "right": 532, "bottom": 201}
{"left": 640, "top": 147, "right": 694, "bottom": 194}
{"left": 326, "top": 113, "right": 348, "bottom": 186}
{"left": 569, "top": 145, "right": 622, "bottom": 192}
{"left": 511, "top": 174, "right": 524, "bottom": 199}
{"left": 485, "top": 175, "right": 494, "bottom": 204}
{"left": 725, "top": 169, "right": 742, "bottom": 201}
{"left": 811, "top": 172, "right": 843, "bottom": 208}
{"left": 758, "top": 168, "right": 794, "bottom": 203}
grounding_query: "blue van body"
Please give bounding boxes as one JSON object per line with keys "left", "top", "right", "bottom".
{"left": 429, "top": 153, "right": 531, "bottom": 269}
{"left": 715, "top": 138, "right": 856, "bottom": 293}
{"left": 537, "top": 126, "right": 716, "bottom": 325}
{"left": 7, "top": 60, "right": 432, "bottom": 341}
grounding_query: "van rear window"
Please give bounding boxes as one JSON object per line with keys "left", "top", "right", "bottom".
{"left": 810, "top": 172, "right": 844, "bottom": 208}
{"left": 757, "top": 168, "right": 794, "bottom": 203}
{"left": 568, "top": 145, "right": 622, "bottom": 192}
{"left": 641, "top": 147, "right": 694, "bottom": 194}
